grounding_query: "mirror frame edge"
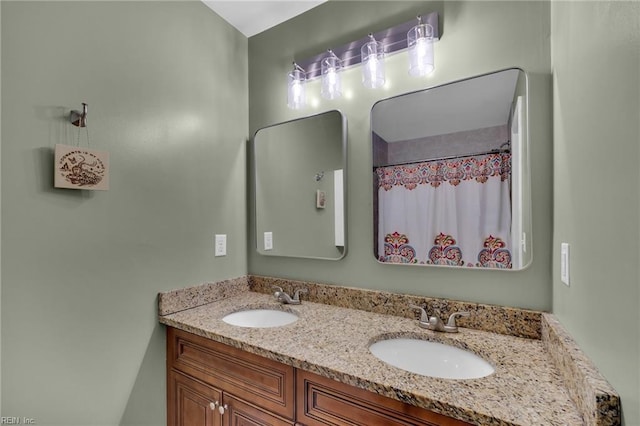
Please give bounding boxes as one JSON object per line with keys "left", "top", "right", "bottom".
{"left": 251, "top": 109, "right": 349, "bottom": 261}
{"left": 370, "top": 67, "right": 533, "bottom": 272}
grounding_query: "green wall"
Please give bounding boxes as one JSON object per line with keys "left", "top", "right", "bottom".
{"left": 2, "top": 1, "right": 637, "bottom": 425}
{"left": 0, "top": 0, "right": 3, "bottom": 415}
{"left": 551, "top": 2, "right": 640, "bottom": 424}
{"left": 248, "top": 1, "right": 553, "bottom": 311}
{"left": 1, "top": 2, "right": 247, "bottom": 425}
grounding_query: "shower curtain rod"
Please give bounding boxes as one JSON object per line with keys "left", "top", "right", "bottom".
{"left": 376, "top": 147, "right": 511, "bottom": 168}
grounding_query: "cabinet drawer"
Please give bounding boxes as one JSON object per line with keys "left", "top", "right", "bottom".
{"left": 296, "top": 370, "right": 472, "bottom": 426}
{"left": 167, "top": 327, "right": 295, "bottom": 420}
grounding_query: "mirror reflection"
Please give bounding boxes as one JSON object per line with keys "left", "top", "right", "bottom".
{"left": 372, "top": 68, "right": 531, "bottom": 270}
{"left": 254, "top": 110, "right": 347, "bottom": 260}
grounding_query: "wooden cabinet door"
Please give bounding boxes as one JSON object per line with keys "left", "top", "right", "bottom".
{"left": 222, "top": 394, "right": 294, "bottom": 426}
{"left": 169, "top": 370, "right": 223, "bottom": 426}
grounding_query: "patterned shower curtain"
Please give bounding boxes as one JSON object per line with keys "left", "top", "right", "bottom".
{"left": 376, "top": 152, "right": 512, "bottom": 268}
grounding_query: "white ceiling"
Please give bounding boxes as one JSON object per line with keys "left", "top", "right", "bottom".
{"left": 202, "top": 0, "right": 327, "bottom": 37}
{"left": 372, "top": 69, "right": 520, "bottom": 142}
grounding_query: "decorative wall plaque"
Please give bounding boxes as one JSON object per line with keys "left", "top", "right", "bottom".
{"left": 54, "top": 144, "right": 109, "bottom": 191}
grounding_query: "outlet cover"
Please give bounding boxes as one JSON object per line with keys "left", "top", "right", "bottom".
{"left": 264, "top": 232, "right": 273, "bottom": 251}
{"left": 215, "top": 234, "right": 227, "bottom": 257}
{"left": 561, "top": 243, "right": 570, "bottom": 286}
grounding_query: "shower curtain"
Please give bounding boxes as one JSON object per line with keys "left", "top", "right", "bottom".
{"left": 376, "top": 152, "right": 512, "bottom": 268}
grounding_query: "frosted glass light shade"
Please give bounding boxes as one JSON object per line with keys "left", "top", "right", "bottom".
{"left": 361, "top": 37, "right": 385, "bottom": 89}
{"left": 287, "top": 68, "right": 306, "bottom": 110}
{"left": 408, "top": 23, "right": 435, "bottom": 76}
{"left": 321, "top": 54, "right": 342, "bottom": 100}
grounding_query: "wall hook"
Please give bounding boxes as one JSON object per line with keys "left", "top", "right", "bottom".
{"left": 70, "top": 103, "right": 88, "bottom": 127}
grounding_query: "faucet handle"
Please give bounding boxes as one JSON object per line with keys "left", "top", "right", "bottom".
{"left": 445, "top": 311, "right": 470, "bottom": 332}
{"left": 271, "top": 286, "right": 284, "bottom": 301}
{"left": 293, "top": 288, "right": 308, "bottom": 301}
{"left": 409, "top": 304, "right": 429, "bottom": 323}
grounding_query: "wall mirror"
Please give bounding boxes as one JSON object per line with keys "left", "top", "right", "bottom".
{"left": 254, "top": 110, "right": 347, "bottom": 260}
{"left": 372, "top": 68, "right": 531, "bottom": 270}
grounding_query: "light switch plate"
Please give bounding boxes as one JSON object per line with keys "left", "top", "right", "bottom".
{"left": 561, "top": 243, "right": 570, "bottom": 286}
{"left": 215, "top": 234, "right": 227, "bottom": 257}
{"left": 264, "top": 232, "right": 273, "bottom": 251}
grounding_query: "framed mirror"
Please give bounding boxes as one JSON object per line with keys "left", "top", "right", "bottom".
{"left": 372, "top": 68, "right": 531, "bottom": 270}
{"left": 254, "top": 110, "right": 347, "bottom": 260}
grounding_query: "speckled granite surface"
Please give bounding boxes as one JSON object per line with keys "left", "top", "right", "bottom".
{"left": 159, "top": 278, "right": 621, "bottom": 425}
{"left": 542, "top": 314, "right": 620, "bottom": 425}
{"left": 159, "top": 291, "right": 584, "bottom": 426}
{"left": 158, "top": 276, "right": 248, "bottom": 316}
{"left": 249, "top": 275, "right": 543, "bottom": 339}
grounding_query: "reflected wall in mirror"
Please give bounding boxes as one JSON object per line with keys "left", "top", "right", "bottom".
{"left": 372, "top": 68, "right": 531, "bottom": 270}
{"left": 254, "top": 110, "right": 347, "bottom": 260}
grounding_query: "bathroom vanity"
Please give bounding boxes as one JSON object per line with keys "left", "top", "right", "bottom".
{"left": 167, "top": 327, "right": 469, "bottom": 426}
{"left": 159, "top": 277, "right": 620, "bottom": 426}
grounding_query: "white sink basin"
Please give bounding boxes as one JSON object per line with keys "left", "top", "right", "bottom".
{"left": 222, "top": 309, "right": 298, "bottom": 328}
{"left": 369, "top": 338, "right": 494, "bottom": 380}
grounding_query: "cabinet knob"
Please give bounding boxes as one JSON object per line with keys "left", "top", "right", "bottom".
{"left": 218, "top": 403, "right": 228, "bottom": 415}
{"left": 209, "top": 401, "right": 219, "bottom": 410}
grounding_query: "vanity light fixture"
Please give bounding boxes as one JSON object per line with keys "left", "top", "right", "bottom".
{"left": 407, "top": 15, "right": 435, "bottom": 76}
{"left": 287, "top": 11, "right": 439, "bottom": 109}
{"left": 287, "top": 62, "right": 307, "bottom": 110}
{"left": 321, "top": 50, "right": 343, "bottom": 100}
{"left": 361, "top": 34, "right": 385, "bottom": 89}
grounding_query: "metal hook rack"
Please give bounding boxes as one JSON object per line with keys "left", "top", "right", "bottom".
{"left": 70, "top": 103, "right": 88, "bottom": 127}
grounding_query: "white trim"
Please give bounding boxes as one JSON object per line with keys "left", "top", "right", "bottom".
{"left": 511, "top": 97, "right": 524, "bottom": 269}
{"left": 333, "top": 169, "right": 344, "bottom": 246}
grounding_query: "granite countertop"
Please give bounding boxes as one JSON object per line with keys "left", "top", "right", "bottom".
{"left": 159, "top": 291, "right": 584, "bottom": 426}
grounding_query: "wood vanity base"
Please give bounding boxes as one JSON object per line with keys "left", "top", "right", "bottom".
{"left": 167, "top": 327, "right": 471, "bottom": 426}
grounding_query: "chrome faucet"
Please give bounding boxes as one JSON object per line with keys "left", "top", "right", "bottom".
{"left": 409, "top": 305, "right": 470, "bottom": 333}
{"left": 272, "top": 286, "right": 308, "bottom": 305}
